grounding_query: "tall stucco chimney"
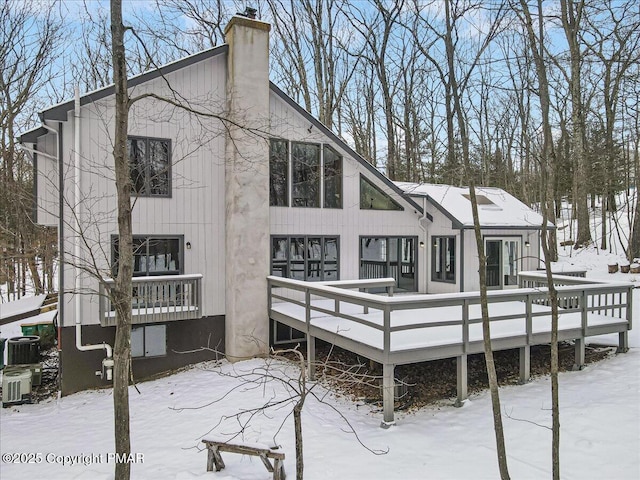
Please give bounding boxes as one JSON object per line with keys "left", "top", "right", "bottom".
{"left": 224, "top": 15, "right": 271, "bottom": 360}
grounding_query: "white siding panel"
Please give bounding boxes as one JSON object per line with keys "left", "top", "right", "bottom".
{"left": 64, "top": 54, "right": 228, "bottom": 326}
{"left": 35, "top": 132, "right": 59, "bottom": 226}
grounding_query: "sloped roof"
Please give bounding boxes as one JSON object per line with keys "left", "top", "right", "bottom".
{"left": 20, "top": 39, "right": 422, "bottom": 214}
{"left": 396, "top": 182, "right": 550, "bottom": 230}
{"left": 36, "top": 45, "right": 229, "bottom": 126}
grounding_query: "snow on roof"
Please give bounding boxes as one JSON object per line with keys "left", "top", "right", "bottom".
{"left": 396, "top": 182, "right": 549, "bottom": 229}
{"left": 0, "top": 294, "right": 47, "bottom": 322}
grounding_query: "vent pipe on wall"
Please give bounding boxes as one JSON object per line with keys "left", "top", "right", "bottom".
{"left": 72, "top": 85, "right": 113, "bottom": 380}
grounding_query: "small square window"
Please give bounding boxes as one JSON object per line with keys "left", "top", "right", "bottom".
{"left": 132, "top": 324, "right": 167, "bottom": 358}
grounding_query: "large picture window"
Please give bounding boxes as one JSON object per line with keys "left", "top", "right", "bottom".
{"left": 432, "top": 236, "right": 456, "bottom": 283}
{"left": 112, "top": 235, "right": 182, "bottom": 277}
{"left": 292, "top": 143, "right": 320, "bottom": 207}
{"left": 128, "top": 136, "right": 171, "bottom": 197}
{"left": 269, "top": 139, "right": 289, "bottom": 206}
{"left": 323, "top": 145, "right": 342, "bottom": 208}
{"left": 271, "top": 236, "right": 338, "bottom": 281}
{"left": 269, "top": 139, "right": 343, "bottom": 209}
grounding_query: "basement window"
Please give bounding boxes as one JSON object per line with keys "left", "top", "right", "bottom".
{"left": 131, "top": 324, "right": 166, "bottom": 358}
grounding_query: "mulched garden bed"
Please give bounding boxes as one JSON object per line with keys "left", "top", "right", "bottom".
{"left": 310, "top": 340, "right": 615, "bottom": 412}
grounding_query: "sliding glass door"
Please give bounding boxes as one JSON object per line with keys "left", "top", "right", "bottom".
{"left": 485, "top": 238, "right": 520, "bottom": 289}
{"left": 360, "top": 236, "right": 417, "bottom": 292}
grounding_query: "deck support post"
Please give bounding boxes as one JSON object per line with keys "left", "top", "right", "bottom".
{"left": 455, "top": 354, "right": 468, "bottom": 406}
{"left": 573, "top": 338, "right": 585, "bottom": 371}
{"left": 617, "top": 331, "right": 629, "bottom": 353}
{"left": 381, "top": 363, "right": 395, "bottom": 428}
{"left": 519, "top": 345, "right": 530, "bottom": 384}
{"left": 306, "top": 335, "right": 316, "bottom": 380}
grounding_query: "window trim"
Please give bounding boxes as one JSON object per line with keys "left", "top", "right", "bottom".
{"left": 128, "top": 135, "right": 172, "bottom": 198}
{"left": 431, "top": 235, "right": 456, "bottom": 284}
{"left": 291, "top": 141, "right": 321, "bottom": 208}
{"left": 270, "top": 235, "right": 340, "bottom": 282}
{"left": 269, "top": 139, "right": 344, "bottom": 210}
{"left": 359, "top": 174, "right": 404, "bottom": 211}
{"left": 111, "top": 234, "right": 184, "bottom": 277}
{"left": 131, "top": 324, "right": 167, "bottom": 358}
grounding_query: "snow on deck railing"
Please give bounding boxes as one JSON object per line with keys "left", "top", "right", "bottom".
{"left": 267, "top": 275, "right": 634, "bottom": 357}
{"left": 518, "top": 270, "right": 624, "bottom": 287}
{"left": 99, "top": 274, "right": 202, "bottom": 326}
{"left": 268, "top": 275, "right": 633, "bottom": 426}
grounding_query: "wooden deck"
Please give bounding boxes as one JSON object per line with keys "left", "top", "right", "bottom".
{"left": 268, "top": 272, "right": 633, "bottom": 426}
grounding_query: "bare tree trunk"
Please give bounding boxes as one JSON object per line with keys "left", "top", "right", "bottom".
{"left": 518, "top": 1, "right": 561, "bottom": 476}
{"left": 443, "top": 0, "right": 510, "bottom": 477}
{"left": 561, "top": 0, "right": 591, "bottom": 248}
{"left": 111, "top": 1, "right": 133, "bottom": 479}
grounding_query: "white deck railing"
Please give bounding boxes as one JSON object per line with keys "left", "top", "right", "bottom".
{"left": 99, "top": 274, "right": 202, "bottom": 326}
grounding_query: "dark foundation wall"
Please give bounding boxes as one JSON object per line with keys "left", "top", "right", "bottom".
{"left": 59, "top": 316, "right": 225, "bottom": 395}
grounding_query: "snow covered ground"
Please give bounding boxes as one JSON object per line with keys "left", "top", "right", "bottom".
{"left": 0, "top": 289, "right": 638, "bottom": 480}
{"left": 1, "top": 196, "right": 638, "bottom": 480}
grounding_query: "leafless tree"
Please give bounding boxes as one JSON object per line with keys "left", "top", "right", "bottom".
{"left": 109, "top": 2, "right": 135, "bottom": 478}
{"left": 558, "top": 0, "right": 592, "bottom": 248}
{"left": 177, "top": 345, "right": 387, "bottom": 480}
{"left": 342, "top": 0, "right": 405, "bottom": 180}
{"left": 440, "top": 1, "right": 511, "bottom": 477}
{"left": 582, "top": 1, "right": 640, "bottom": 252}
{"left": 515, "top": 1, "right": 562, "bottom": 476}
{"left": 0, "top": 0, "right": 63, "bottom": 300}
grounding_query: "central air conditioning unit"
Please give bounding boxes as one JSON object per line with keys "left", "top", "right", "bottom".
{"left": 2, "top": 367, "right": 33, "bottom": 407}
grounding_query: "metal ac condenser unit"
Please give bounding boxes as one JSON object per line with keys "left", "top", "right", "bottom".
{"left": 2, "top": 367, "right": 33, "bottom": 406}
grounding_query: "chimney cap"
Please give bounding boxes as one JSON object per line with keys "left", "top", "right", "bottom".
{"left": 238, "top": 7, "right": 258, "bottom": 19}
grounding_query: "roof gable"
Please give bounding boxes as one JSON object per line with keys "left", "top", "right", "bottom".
{"left": 269, "top": 82, "right": 423, "bottom": 215}
{"left": 38, "top": 45, "right": 229, "bottom": 122}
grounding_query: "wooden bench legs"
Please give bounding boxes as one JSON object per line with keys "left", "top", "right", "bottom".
{"left": 203, "top": 440, "right": 285, "bottom": 480}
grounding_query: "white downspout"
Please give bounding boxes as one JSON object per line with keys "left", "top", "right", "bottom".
{"left": 72, "top": 86, "right": 113, "bottom": 379}
{"left": 419, "top": 197, "right": 429, "bottom": 293}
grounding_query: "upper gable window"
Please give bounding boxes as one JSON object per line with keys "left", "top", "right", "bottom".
{"left": 270, "top": 139, "right": 343, "bottom": 209}
{"left": 292, "top": 142, "right": 321, "bottom": 207}
{"left": 323, "top": 145, "right": 342, "bottom": 208}
{"left": 360, "top": 175, "right": 403, "bottom": 210}
{"left": 270, "top": 139, "right": 289, "bottom": 206}
{"left": 128, "top": 136, "right": 171, "bottom": 197}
